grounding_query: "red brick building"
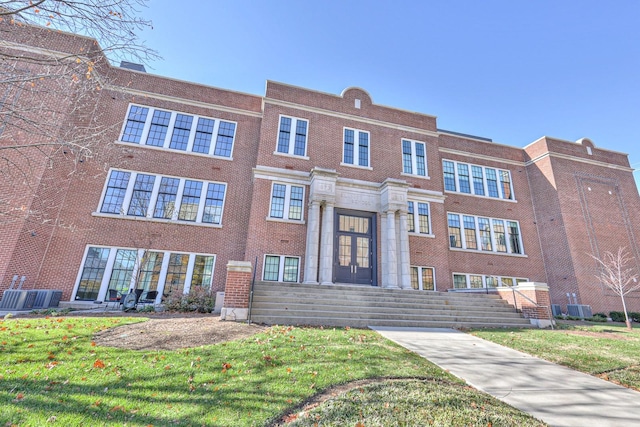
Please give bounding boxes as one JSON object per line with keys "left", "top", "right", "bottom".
{"left": 2, "top": 26, "right": 639, "bottom": 315}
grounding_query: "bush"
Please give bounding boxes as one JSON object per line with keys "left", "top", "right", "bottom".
{"left": 163, "top": 286, "right": 216, "bottom": 313}
{"left": 609, "top": 311, "right": 626, "bottom": 322}
{"left": 629, "top": 312, "right": 640, "bottom": 322}
{"left": 588, "top": 314, "right": 608, "bottom": 322}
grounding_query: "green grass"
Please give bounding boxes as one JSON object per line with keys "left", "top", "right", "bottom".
{"left": 283, "top": 379, "right": 545, "bottom": 427}
{"left": 472, "top": 322, "right": 640, "bottom": 390}
{"left": 1, "top": 317, "right": 546, "bottom": 426}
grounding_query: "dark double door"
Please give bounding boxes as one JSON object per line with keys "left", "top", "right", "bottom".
{"left": 334, "top": 211, "right": 375, "bottom": 285}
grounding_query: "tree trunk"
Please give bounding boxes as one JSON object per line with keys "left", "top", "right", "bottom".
{"left": 626, "top": 320, "right": 633, "bottom": 330}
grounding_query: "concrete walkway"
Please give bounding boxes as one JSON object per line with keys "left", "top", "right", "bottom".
{"left": 371, "top": 327, "right": 640, "bottom": 427}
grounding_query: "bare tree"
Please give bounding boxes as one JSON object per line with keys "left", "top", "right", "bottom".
{"left": 590, "top": 247, "right": 640, "bottom": 330}
{"left": 0, "top": 1, "right": 158, "bottom": 225}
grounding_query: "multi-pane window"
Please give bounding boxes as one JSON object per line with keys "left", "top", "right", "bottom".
{"left": 410, "top": 266, "right": 435, "bottom": 291}
{"left": 277, "top": 116, "right": 308, "bottom": 156}
{"left": 447, "top": 213, "right": 462, "bottom": 248}
{"left": 74, "top": 247, "right": 215, "bottom": 301}
{"left": 492, "top": 219, "right": 507, "bottom": 252}
{"left": 101, "top": 171, "right": 131, "bottom": 214}
{"left": 407, "top": 201, "right": 431, "bottom": 234}
{"left": 191, "top": 255, "right": 215, "bottom": 288}
{"left": 471, "top": 166, "right": 485, "bottom": 196}
{"left": 463, "top": 216, "right": 477, "bottom": 250}
{"left": 203, "top": 183, "right": 226, "bottom": 224}
{"left": 478, "top": 218, "right": 492, "bottom": 251}
{"left": 452, "top": 273, "right": 528, "bottom": 289}
{"left": 486, "top": 168, "right": 500, "bottom": 198}
{"left": 343, "top": 128, "right": 370, "bottom": 167}
{"left": 138, "top": 252, "right": 164, "bottom": 295}
{"left": 99, "top": 169, "right": 227, "bottom": 226}
{"left": 192, "top": 118, "right": 215, "bottom": 154}
{"left": 508, "top": 221, "right": 522, "bottom": 254}
{"left": 442, "top": 160, "right": 514, "bottom": 200}
{"left": 146, "top": 109, "right": 171, "bottom": 146}
{"left": 120, "top": 104, "right": 237, "bottom": 158}
{"left": 165, "top": 253, "right": 189, "bottom": 296}
{"left": 263, "top": 255, "right": 300, "bottom": 282}
{"left": 153, "top": 177, "right": 180, "bottom": 219}
{"left": 269, "top": 183, "right": 304, "bottom": 221}
{"left": 121, "top": 106, "right": 148, "bottom": 143}
{"left": 178, "top": 180, "right": 203, "bottom": 221}
{"left": 108, "top": 249, "right": 137, "bottom": 295}
{"left": 402, "top": 140, "right": 427, "bottom": 177}
{"left": 457, "top": 163, "right": 471, "bottom": 193}
{"left": 127, "top": 174, "right": 155, "bottom": 216}
{"left": 169, "top": 114, "right": 193, "bottom": 151}
{"left": 75, "top": 247, "right": 110, "bottom": 300}
{"left": 447, "top": 212, "right": 524, "bottom": 255}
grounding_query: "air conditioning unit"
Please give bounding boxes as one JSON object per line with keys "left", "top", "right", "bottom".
{"left": 32, "top": 290, "right": 63, "bottom": 309}
{"left": 0, "top": 290, "right": 63, "bottom": 310}
{"left": 0, "top": 290, "right": 38, "bottom": 310}
{"left": 567, "top": 304, "right": 593, "bottom": 318}
{"left": 551, "top": 304, "right": 562, "bottom": 316}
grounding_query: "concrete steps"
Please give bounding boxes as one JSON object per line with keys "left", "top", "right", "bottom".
{"left": 248, "top": 282, "right": 533, "bottom": 329}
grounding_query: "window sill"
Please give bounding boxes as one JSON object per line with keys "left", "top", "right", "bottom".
{"left": 401, "top": 172, "right": 430, "bottom": 180}
{"left": 448, "top": 247, "right": 527, "bottom": 257}
{"left": 265, "top": 217, "right": 306, "bottom": 225}
{"left": 273, "top": 151, "right": 309, "bottom": 160}
{"left": 92, "top": 212, "right": 223, "bottom": 228}
{"left": 116, "top": 140, "right": 234, "bottom": 161}
{"left": 443, "top": 190, "right": 517, "bottom": 203}
{"left": 340, "top": 162, "right": 373, "bottom": 170}
{"left": 408, "top": 232, "right": 435, "bottom": 239}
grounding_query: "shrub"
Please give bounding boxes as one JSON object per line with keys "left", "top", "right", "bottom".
{"left": 588, "top": 314, "right": 608, "bottom": 323}
{"left": 163, "top": 286, "right": 216, "bottom": 313}
{"left": 609, "top": 311, "right": 626, "bottom": 322}
{"left": 629, "top": 312, "right": 640, "bottom": 322}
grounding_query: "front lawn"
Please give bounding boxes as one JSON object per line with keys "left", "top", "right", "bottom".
{"left": 472, "top": 322, "right": 640, "bottom": 390}
{"left": 1, "top": 317, "right": 546, "bottom": 426}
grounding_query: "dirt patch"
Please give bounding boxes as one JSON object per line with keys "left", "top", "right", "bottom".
{"left": 93, "top": 314, "right": 266, "bottom": 350}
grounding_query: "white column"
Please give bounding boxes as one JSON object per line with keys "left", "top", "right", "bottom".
{"left": 303, "top": 201, "right": 321, "bottom": 284}
{"left": 380, "top": 212, "right": 388, "bottom": 289}
{"left": 398, "top": 211, "right": 412, "bottom": 289}
{"left": 319, "top": 203, "right": 334, "bottom": 284}
{"left": 385, "top": 210, "right": 399, "bottom": 289}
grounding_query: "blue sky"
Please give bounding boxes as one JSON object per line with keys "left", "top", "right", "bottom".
{"left": 139, "top": 1, "right": 640, "bottom": 186}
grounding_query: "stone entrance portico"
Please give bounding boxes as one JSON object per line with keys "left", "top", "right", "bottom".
{"left": 302, "top": 167, "right": 443, "bottom": 288}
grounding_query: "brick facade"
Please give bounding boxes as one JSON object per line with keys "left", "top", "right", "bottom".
{"left": 1, "top": 26, "right": 639, "bottom": 316}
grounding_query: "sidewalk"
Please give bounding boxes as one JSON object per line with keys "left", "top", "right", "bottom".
{"left": 371, "top": 327, "right": 640, "bottom": 427}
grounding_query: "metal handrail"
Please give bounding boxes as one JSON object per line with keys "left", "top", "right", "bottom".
{"left": 247, "top": 257, "right": 258, "bottom": 324}
{"left": 511, "top": 287, "right": 555, "bottom": 330}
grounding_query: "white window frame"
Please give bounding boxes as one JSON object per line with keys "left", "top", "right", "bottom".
{"left": 410, "top": 266, "right": 436, "bottom": 291}
{"left": 267, "top": 182, "right": 305, "bottom": 222}
{"left": 341, "top": 127, "right": 371, "bottom": 169}
{"left": 401, "top": 139, "right": 429, "bottom": 178}
{"left": 275, "top": 115, "right": 309, "bottom": 158}
{"left": 442, "top": 159, "right": 515, "bottom": 201}
{"left": 407, "top": 200, "right": 433, "bottom": 236}
{"left": 262, "top": 254, "right": 301, "bottom": 282}
{"left": 451, "top": 272, "right": 528, "bottom": 289}
{"left": 71, "top": 245, "right": 216, "bottom": 302}
{"left": 97, "top": 168, "right": 227, "bottom": 227}
{"left": 447, "top": 212, "right": 524, "bottom": 255}
{"left": 119, "top": 104, "right": 237, "bottom": 159}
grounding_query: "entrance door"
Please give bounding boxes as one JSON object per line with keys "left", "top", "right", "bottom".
{"left": 334, "top": 211, "right": 375, "bottom": 285}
